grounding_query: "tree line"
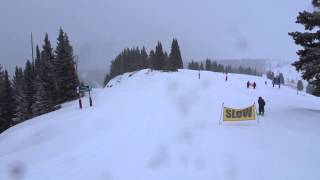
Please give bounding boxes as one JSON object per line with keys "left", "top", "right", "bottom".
{"left": 188, "top": 59, "right": 261, "bottom": 76}
{"left": 0, "top": 28, "right": 78, "bottom": 133}
{"left": 104, "top": 39, "right": 183, "bottom": 85}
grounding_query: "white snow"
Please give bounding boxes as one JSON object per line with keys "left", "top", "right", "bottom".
{"left": 0, "top": 69, "right": 320, "bottom": 180}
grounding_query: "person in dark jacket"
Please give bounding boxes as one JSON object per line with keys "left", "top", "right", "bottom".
{"left": 253, "top": 82, "right": 256, "bottom": 89}
{"left": 247, "top": 81, "right": 250, "bottom": 88}
{"left": 272, "top": 78, "right": 275, "bottom": 87}
{"left": 258, "top": 96, "right": 266, "bottom": 116}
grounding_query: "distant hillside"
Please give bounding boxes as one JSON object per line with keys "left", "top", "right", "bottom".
{"left": 216, "top": 59, "right": 267, "bottom": 73}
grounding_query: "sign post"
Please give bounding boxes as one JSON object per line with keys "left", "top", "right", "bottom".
{"left": 88, "top": 87, "right": 93, "bottom": 107}
{"left": 77, "top": 84, "right": 93, "bottom": 109}
{"left": 77, "top": 87, "right": 82, "bottom": 109}
{"left": 219, "top": 103, "right": 224, "bottom": 125}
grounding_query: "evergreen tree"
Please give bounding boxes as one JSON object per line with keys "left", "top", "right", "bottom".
{"left": 238, "top": 66, "right": 244, "bottom": 74}
{"left": 297, "top": 80, "right": 304, "bottom": 91}
{"left": 153, "top": 42, "right": 165, "bottom": 70}
{"left": 24, "top": 60, "right": 36, "bottom": 119}
{"left": 164, "top": 51, "right": 169, "bottom": 71}
{"left": 225, "top": 65, "right": 232, "bottom": 73}
{"left": 38, "top": 33, "right": 56, "bottom": 105}
{"left": 104, "top": 74, "right": 112, "bottom": 87}
{"left": 188, "top": 61, "right": 195, "bottom": 70}
{"left": 0, "top": 69, "right": 15, "bottom": 132}
{"left": 32, "top": 76, "right": 55, "bottom": 116}
{"left": 266, "top": 71, "right": 275, "bottom": 80}
{"left": 0, "top": 66, "right": 6, "bottom": 132}
{"left": 12, "top": 67, "right": 28, "bottom": 123}
{"left": 54, "top": 29, "right": 79, "bottom": 103}
{"left": 141, "top": 46, "right": 149, "bottom": 69}
{"left": 195, "top": 62, "right": 200, "bottom": 70}
{"left": 289, "top": 0, "right": 320, "bottom": 96}
{"left": 168, "top": 39, "right": 183, "bottom": 71}
{"left": 205, "top": 59, "right": 212, "bottom": 71}
{"left": 34, "top": 45, "right": 41, "bottom": 71}
{"left": 188, "top": 60, "right": 201, "bottom": 70}
{"left": 149, "top": 50, "right": 155, "bottom": 70}
{"left": 199, "top": 62, "right": 204, "bottom": 70}
{"left": 217, "top": 64, "right": 224, "bottom": 72}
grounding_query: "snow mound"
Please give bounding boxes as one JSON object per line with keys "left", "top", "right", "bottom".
{"left": 0, "top": 69, "right": 320, "bottom": 180}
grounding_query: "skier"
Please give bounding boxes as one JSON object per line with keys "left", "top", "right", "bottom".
{"left": 258, "top": 96, "right": 266, "bottom": 116}
{"left": 247, "top": 81, "right": 250, "bottom": 88}
{"left": 272, "top": 79, "right": 275, "bottom": 88}
{"left": 278, "top": 78, "right": 281, "bottom": 88}
{"left": 253, "top": 82, "right": 256, "bottom": 89}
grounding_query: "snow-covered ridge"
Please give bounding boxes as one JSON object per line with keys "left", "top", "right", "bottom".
{"left": 0, "top": 69, "right": 319, "bottom": 180}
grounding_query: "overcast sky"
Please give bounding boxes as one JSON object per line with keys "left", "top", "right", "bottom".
{"left": 0, "top": 0, "right": 311, "bottom": 73}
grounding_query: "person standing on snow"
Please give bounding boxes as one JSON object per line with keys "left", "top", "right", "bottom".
{"left": 258, "top": 96, "right": 266, "bottom": 116}
{"left": 247, "top": 81, "right": 250, "bottom": 88}
{"left": 253, "top": 82, "right": 256, "bottom": 89}
{"left": 272, "top": 78, "right": 275, "bottom": 88}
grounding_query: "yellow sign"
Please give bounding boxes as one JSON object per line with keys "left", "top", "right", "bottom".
{"left": 223, "top": 105, "right": 256, "bottom": 121}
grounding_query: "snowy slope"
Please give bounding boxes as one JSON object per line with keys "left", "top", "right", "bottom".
{"left": 0, "top": 69, "right": 320, "bottom": 180}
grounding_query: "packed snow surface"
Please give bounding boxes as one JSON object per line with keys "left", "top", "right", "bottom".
{"left": 0, "top": 69, "right": 320, "bottom": 180}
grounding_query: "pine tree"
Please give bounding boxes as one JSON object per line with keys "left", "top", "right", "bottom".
{"left": 149, "top": 50, "right": 156, "bottom": 70}
{"left": 266, "top": 71, "right": 275, "bottom": 80}
{"left": 0, "top": 69, "right": 15, "bottom": 132}
{"left": 164, "top": 51, "right": 169, "bottom": 71}
{"left": 24, "top": 60, "right": 36, "bottom": 119}
{"left": 194, "top": 62, "right": 200, "bottom": 70}
{"left": 31, "top": 34, "right": 57, "bottom": 115}
{"left": 289, "top": 0, "right": 320, "bottom": 96}
{"left": 0, "top": 65, "right": 6, "bottom": 132}
{"left": 39, "top": 33, "right": 56, "bottom": 105}
{"left": 141, "top": 46, "right": 149, "bottom": 69}
{"left": 12, "top": 67, "right": 28, "bottom": 123}
{"left": 200, "top": 62, "right": 204, "bottom": 70}
{"left": 32, "top": 76, "right": 55, "bottom": 116}
{"left": 153, "top": 42, "right": 165, "bottom": 70}
{"left": 212, "top": 61, "right": 218, "bottom": 71}
{"left": 168, "top": 39, "right": 183, "bottom": 71}
{"left": 205, "top": 59, "right": 212, "bottom": 71}
{"left": 34, "top": 45, "right": 41, "bottom": 71}
{"left": 297, "top": 80, "right": 304, "bottom": 91}
{"left": 54, "top": 28, "right": 79, "bottom": 103}
{"left": 188, "top": 61, "right": 194, "bottom": 70}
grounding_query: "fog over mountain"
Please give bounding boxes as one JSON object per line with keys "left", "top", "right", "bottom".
{"left": 0, "top": 0, "right": 310, "bottom": 74}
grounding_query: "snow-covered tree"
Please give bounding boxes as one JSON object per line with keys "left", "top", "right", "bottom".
{"left": 168, "top": 39, "right": 183, "bottom": 71}
{"left": 12, "top": 67, "right": 28, "bottom": 123}
{"left": 0, "top": 69, "right": 15, "bottom": 132}
{"left": 289, "top": 0, "right": 320, "bottom": 96}
{"left": 54, "top": 29, "right": 79, "bottom": 103}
